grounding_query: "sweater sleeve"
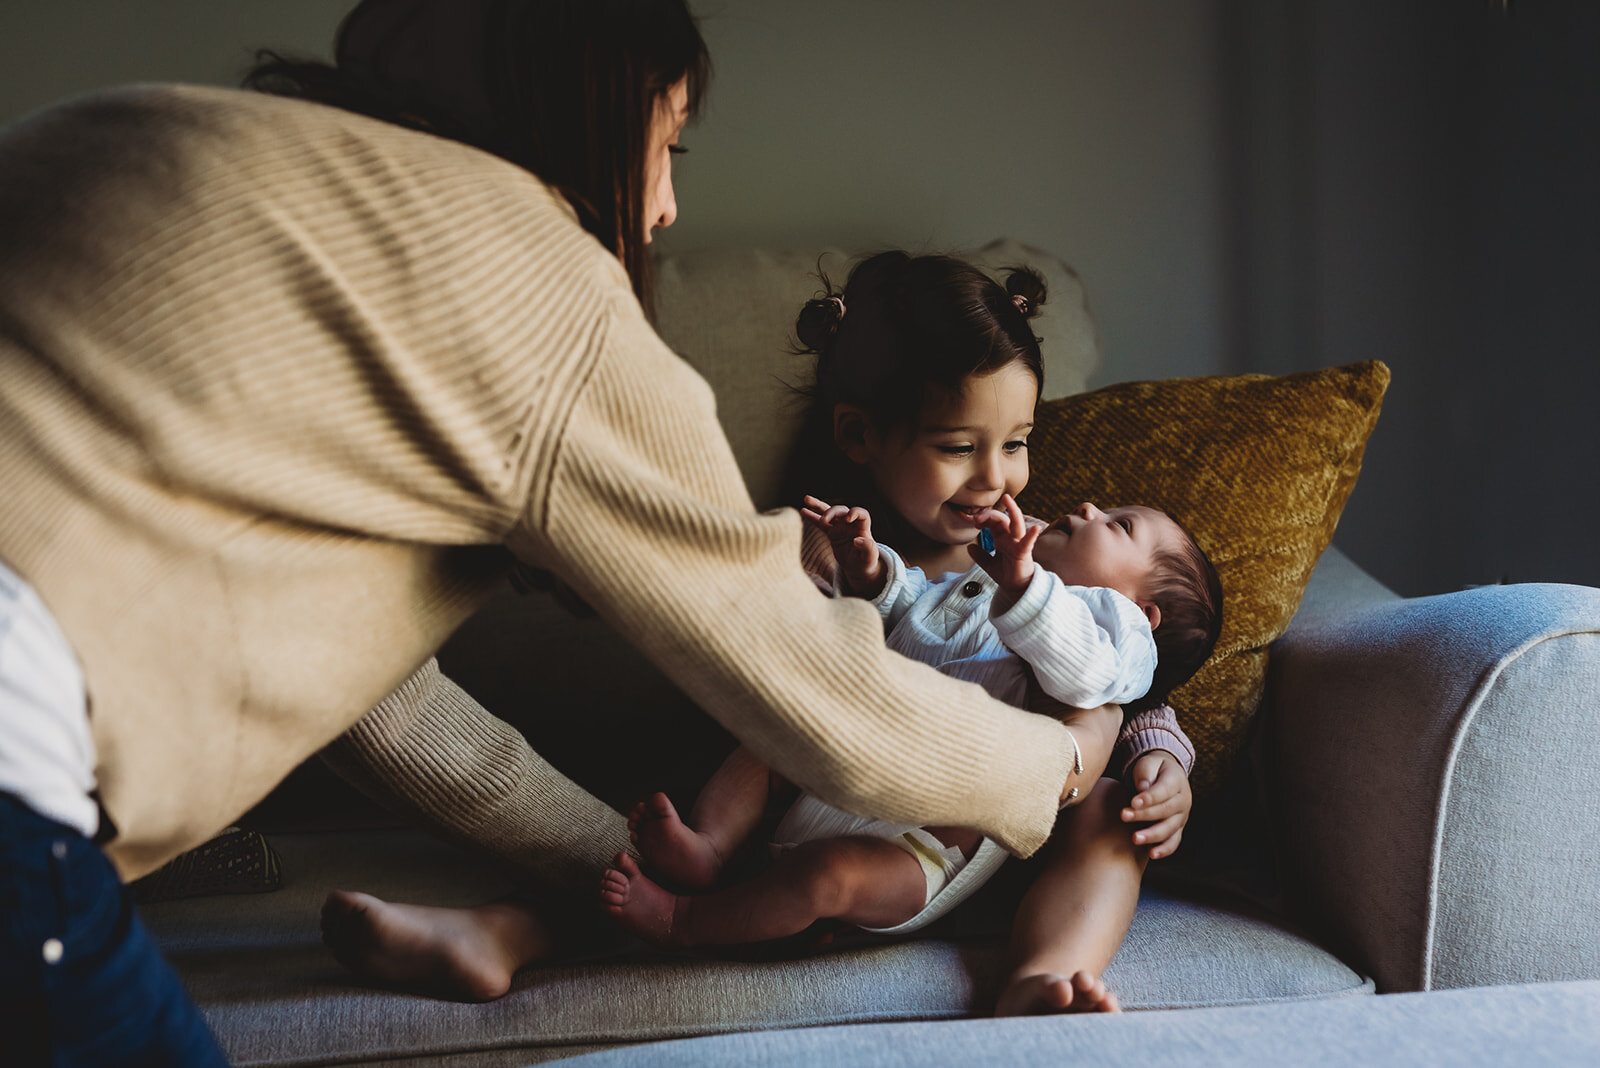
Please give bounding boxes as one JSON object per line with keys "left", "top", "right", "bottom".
{"left": 990, "top": 572, "right": 1157, "bottom": 709}
{"left": 321, "top": 658, "right": 632, "bottom": 891}
{"left": 1111, "top": 704, "right": 1197, "bottom": 779}
{"left": 507, "top": 295, "right": 1082, "bottom": 858}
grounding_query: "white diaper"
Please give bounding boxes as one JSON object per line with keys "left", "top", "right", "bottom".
{"left": 770, "top": 793, "right": 1009, "bottom": 935}
{"left": 884, "top": 826, "right": 966, "bottom": 903}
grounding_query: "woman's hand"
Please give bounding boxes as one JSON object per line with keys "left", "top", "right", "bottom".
{"left": 801, "top": 495, "right": 885, "bottom": 597}
{"left": 1120, "top": 750, "right": 1191, "bottom": 859}
{"left": 971, "top": 493, "right": 1041, "bottom": 609}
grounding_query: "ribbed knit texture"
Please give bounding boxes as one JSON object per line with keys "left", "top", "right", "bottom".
{"left": 1119, "top": 709, "right": 1196, "bottom": 779}
{"left": 0, "top": 85, "right": 1077, "bottom": 878}
{"left": 322, "top": 659, "right": 631, "bottom": 891}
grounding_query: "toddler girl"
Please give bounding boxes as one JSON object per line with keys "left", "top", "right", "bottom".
{"left": 600, "top": 252, "right": 1222, "bottom": 1014}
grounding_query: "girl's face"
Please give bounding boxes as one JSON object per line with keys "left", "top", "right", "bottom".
{"left": 642, "top": 78, "right": 689, "bottom": 244}
{"left": 860, "top": 361, "right": 1038, "bottom": 550}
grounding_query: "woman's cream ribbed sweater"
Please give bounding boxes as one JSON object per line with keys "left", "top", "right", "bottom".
{"left": 0, "top": 85, "right": 1079, "bottom": 882}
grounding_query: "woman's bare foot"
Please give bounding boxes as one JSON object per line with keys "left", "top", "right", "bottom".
{"left": 320, "top": 890, "right": 551, "bottom": 1002}
{"left": 993, "top": 970, "right": 1122, "bottom": 1016}
{"left": 627, "top": 792, "right": 723, "bottom": 890}
{"left": 599, "top": 852, "right": 690, "bottom": 946}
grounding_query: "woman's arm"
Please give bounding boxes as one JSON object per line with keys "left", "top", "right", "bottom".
{"left": 321, "top": 657, "right": 632, "bottom": 892}
{"left": 508, "top": 295, "right": 1083, "bottom": 858}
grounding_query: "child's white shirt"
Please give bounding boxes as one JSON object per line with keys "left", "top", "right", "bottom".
{"left": 868, "top": 542, "right": 1157, "bottom": 710}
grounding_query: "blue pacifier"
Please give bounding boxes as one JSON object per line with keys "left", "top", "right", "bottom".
{"left": 977, "top": 528, "right": 995, "bottom": 556}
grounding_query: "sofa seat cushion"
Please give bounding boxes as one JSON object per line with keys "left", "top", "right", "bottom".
{"left": 554, "top": 980, "right": 1600, "bottom": 1068}
{"left": 141, "top": 829, "right": 1371, "bottom": 1067}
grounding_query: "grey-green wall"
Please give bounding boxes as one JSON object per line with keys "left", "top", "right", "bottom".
{"left": 3, "top": 2, "right": 1595, "bottom": 597}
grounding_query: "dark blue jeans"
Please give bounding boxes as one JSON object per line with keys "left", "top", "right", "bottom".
{"left": 0, "top": 793, "right": 229, "bottom": 1066}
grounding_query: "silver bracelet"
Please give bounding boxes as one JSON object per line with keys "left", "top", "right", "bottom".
{"left": 1060, "top": 726, "right": 1084, "bottom": 805}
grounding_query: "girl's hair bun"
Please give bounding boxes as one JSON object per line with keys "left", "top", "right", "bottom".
{"left": 1003, "top": 266, "right": 1048, "bottom": 320}
{"left": 795, "top": 293, "right": 845, "bottom": 352}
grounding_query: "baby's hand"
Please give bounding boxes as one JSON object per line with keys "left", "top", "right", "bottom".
{"left": 800, "top": 495, "right": 884, "bottom": 597}
{"left": 970, "top": 493, "right": 1040, "bottom": 603}
{"left": 1121, "top": 750, "right": 1192, "bottom": 859}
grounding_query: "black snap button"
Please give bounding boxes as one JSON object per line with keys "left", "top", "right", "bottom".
{"left": 961, "top": 581, "right": 982, "bottom": 597}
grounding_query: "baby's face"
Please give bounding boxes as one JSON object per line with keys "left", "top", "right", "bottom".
{"left": 1031, "top": 503, "right": 1185, "bottom": 603}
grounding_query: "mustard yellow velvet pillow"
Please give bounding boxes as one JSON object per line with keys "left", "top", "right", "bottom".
{"left": 1017, "top": 361, "right": 1389, "bottom": 795}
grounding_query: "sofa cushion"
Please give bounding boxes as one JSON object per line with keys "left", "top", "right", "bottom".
{"left": 553, "top": 981, "right": 1600, "bottom": 1068}
{"left": 141, "top": 828, "right": 1371, "bottom": 1067}
{"left": 1017, "top": 362, "right": 1390, "bottom": 795}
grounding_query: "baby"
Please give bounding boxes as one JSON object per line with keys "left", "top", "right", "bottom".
{"left": 599, "top": 493, "right": 1222, "bottom": 948}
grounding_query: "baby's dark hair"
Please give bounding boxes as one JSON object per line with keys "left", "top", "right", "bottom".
{"left": 1127, "top": 523, "right": 1224, "bottom": 715}
{"left": 779, "top": 250, "right": 1048, "bottom": 509}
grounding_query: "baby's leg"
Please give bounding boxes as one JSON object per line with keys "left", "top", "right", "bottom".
{"left": 993, "top": 777, "right": 1145, "bottom": 1016}
{"left": 630, "top": 744, "right": 784, "bottom": 890}
{"left": 599, "top": 835, "right": 927, "bottom": 947}
{"left": 320, "top": 891, "right": 553, "bottom": 1002}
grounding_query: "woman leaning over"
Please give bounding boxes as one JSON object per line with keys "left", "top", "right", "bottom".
{"left": 0, "top": 1, "right": 1107, "bottom": 1061}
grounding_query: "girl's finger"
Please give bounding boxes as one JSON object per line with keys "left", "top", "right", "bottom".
{"left": 802, "top": 495, "right": 833, "bottom": 512}
{"left": 847, "top": 506, "right": 869, "bottom": 528}
{"left": 1003, "top": 493, "right": 1026, "bottom": 534}
{"left": 1131, "top": 814, "right": 1186, "bottom": 847}
{"left": 1148, "top": 829, "right": 1183, "bottom": 860}
{"left": 1141, "top": 777, "right": 1182, "bottom": 808}
{"left": 1018, "top": 523, "right": 1043, "bottom": 555}
{"left": 1122, "top": 794, "right": 1187, "bottom": 823}
{"left": 1137, "top": 761, "right": 1181, "bottom": 802}
{"left": 1123, "top": 776, "right": 1171, "bottom": 812}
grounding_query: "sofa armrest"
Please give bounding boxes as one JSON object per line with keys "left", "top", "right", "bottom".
{"left": 1264, "top": 550, "right": 1600, "bottom": 992}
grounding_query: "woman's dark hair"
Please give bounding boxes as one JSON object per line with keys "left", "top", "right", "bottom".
{"left": 778, "top": 251, "right": 1047, "bottom": 521}
{"left": 244, "top": 0, "right": 710, "bottom": 312}
{"left": 1126, "top": 526, "right": 1224, "bottom": 716}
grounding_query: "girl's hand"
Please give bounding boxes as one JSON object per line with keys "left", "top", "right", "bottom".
{"left": 1120, "top": 750, "right": 1191, "bottom": 859}
{"left": 801, "top": 495, "right": 884, "bottom": 597}
{"left": 970, "top": 493, "right": 1041, "bottom": 603}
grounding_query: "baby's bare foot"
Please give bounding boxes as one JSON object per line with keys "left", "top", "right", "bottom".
{"left": 993, "top": 970, "right": 1122, "bottom": 1016}
{"left": 320, "top": 890, "right": 548, "bottom": 1002}
{"left": 599, "top": 852, "right": 690, "bottom": 946}
{"left": 626, "top": 792, "right": 722, "bottom": 890}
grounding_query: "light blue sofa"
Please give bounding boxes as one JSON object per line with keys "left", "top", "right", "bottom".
{"left": 139, "top": 241, "right": 1600, "bottom": 1066}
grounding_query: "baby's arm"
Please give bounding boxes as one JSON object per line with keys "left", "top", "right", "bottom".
{"left": 969, "top": 493, "right": 1045, "bottom": 612}
{"left": 994, "top": 580, "right": 1156, "bottom": 710}
{"left": 974, "top": 496, "right": 1156, "bottom": 709}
